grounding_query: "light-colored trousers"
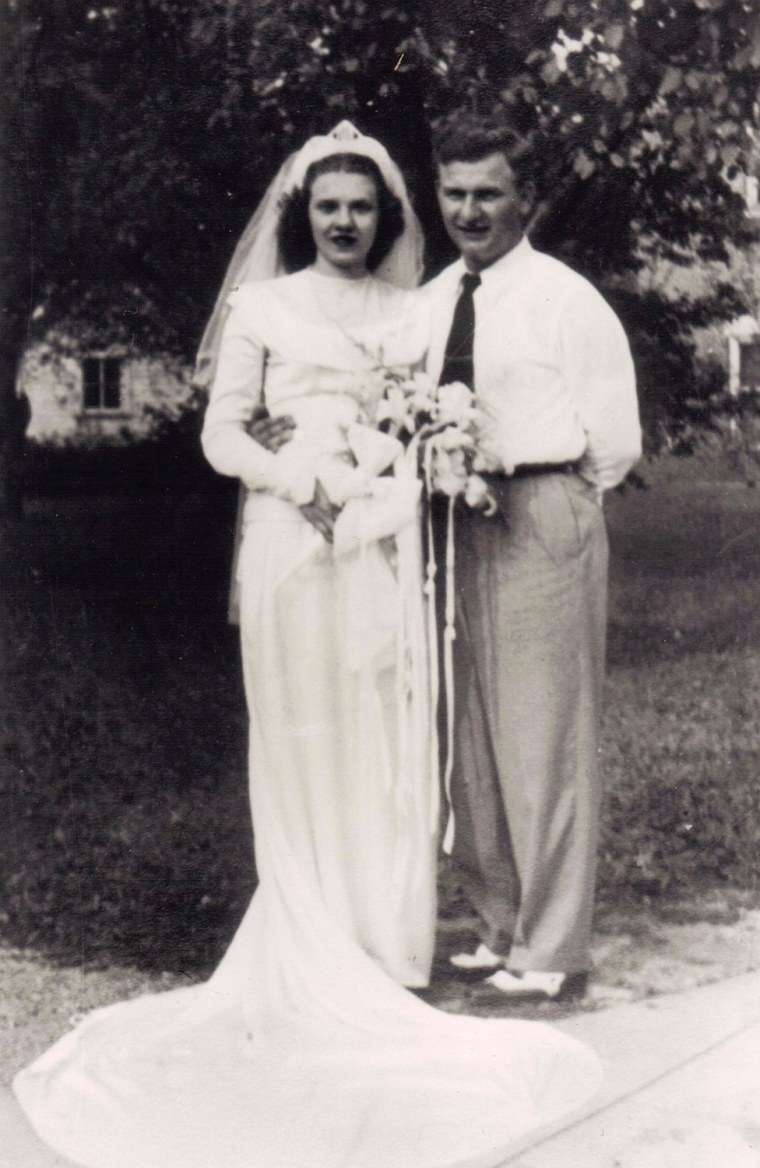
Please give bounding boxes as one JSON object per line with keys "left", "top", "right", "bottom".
{"left": 451, "top": 471, "right": 608, "bottom": 974}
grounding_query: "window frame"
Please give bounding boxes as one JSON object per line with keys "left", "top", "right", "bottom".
{"left": 81, "top": 354, "right": 125, "bottom": 415}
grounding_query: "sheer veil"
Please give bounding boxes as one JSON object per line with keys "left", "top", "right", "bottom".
{"left": 194, "top": 120, "right": 425, "bottom": 390}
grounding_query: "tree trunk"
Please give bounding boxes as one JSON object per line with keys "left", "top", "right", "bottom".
{"left": 0, "top": 3, "right": 33, "bottom": 522}
{"left": 0, "top": 345, "right": 30, "bottom": 521}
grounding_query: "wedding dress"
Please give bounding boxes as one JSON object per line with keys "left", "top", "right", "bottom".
{"left": 14, "top": 270, "right": 600, "bottom": 1168}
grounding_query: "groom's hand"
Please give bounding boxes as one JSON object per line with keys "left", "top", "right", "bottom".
{"left": 250, "top": 404, "right": 296, "bottom": 452}
{"left": 301, "top": 480, "right": 340, "bottom": 544}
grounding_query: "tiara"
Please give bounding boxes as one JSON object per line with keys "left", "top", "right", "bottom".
{"left": 286, "top": 121, "right": 405, "bottom": 197}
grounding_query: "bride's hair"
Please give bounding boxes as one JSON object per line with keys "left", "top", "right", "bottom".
{"left": 277, "top": 153, "right": 405, "bottom": 274}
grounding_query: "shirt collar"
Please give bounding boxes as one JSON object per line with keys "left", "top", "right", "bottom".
{"left": 449, "top": 235, "right": 533, "bottom": 302}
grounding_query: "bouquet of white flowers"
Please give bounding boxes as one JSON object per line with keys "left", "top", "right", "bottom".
{"left": 373, "top": 370, "right": 498, "bottom": 514}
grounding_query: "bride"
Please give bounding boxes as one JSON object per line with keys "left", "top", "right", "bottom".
{"left": 14, "top": 122, "right": 600, "bottom": 1168}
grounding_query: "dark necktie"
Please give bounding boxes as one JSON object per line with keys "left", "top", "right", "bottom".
{"left": 439, "top": 272, "right": 481, "bottom": 390}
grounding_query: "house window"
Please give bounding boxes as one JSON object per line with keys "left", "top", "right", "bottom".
{"left": 82, "top": 356, "right": 122, "bottom": 411}
{"left": 739, "top": 340, "right": 760, "bottom": 389}
{"left": 728, "top": 333, "right": 760, "bottom": 395}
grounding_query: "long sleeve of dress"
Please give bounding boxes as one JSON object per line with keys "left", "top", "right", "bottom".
{"left": 201, "top": 301, "right": 316, "bottom": 505}
{"left": 558, "top": 286, "right": 642, "bottom": 492}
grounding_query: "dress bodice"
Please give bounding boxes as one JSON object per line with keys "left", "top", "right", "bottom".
{"left": 202, "top": 269, "right": 429, "bottom": 505}
{"left": 228, "top": 269, "right": 427, "bottom": 422}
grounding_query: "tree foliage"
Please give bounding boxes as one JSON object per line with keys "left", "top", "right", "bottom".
{"left": 1, "top": 0, "right": 759, "bottom": 479}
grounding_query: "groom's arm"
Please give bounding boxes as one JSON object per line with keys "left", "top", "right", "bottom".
{"left": 559, "top": 288, "right": 641, "bottom": 492}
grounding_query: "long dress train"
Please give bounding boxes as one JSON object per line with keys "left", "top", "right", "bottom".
{"left": 14, "top": 270, "right": 600, "bottom": 1168}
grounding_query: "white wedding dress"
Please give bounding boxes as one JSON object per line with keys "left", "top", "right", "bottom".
{"left": 14, "top": 270, "right": 600, "bottom": 1168}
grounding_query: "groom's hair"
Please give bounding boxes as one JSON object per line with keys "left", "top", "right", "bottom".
{"left": 432, "top": 111, "right": 531, "bottom": 181}
{"left": 277, "top": 153, "right": 405, "bottom": 274}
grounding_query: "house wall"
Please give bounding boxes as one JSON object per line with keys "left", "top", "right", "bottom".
{"left": 18, "top": 340, "right": 197, "bottom": 445}
{"left": 636, "top": 238, "right": 760, "bottom": 385}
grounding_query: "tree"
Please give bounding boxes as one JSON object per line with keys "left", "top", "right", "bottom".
{"left": 239, "top": 0, "right": 760, "bottom": 440}
{"left": 1, "top": 0, "right": 759, "bottom": 513}
{"left": 0, "top": 0, "right": 265, "bottom": 513}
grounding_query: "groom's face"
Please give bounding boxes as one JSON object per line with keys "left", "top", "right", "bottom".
{"left": 436, "top": 153, "right": 526, "bottom": 273}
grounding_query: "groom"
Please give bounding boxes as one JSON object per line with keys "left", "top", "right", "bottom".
{"left": 427, "top": 110, "right": 641, "bottom": 999}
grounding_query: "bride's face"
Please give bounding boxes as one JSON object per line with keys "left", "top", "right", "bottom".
{"left": 308, "top": 171, "right": 380, "bottom": 278}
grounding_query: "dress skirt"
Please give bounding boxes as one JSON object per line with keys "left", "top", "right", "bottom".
{"left": 13, "top": 495, "right": 601, "bottom": 1168}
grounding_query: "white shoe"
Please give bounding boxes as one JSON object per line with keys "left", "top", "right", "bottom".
{"left": 449, "top": 943, "right": 505, "bottom": 971}
{"left": 483, "top": 969, "right": 568, "bottom": 999}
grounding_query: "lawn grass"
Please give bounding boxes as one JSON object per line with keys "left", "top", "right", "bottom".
{"left": 1, "top": 455, "right": 758, "bottom": 980}
{"left": 600, "top": 468, "right": 760, "bottom": 904}
{"left": 2, "top": 482, "right": 254, "bottom": 976}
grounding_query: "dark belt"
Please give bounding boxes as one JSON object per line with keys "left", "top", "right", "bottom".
{"left": 485, "top": 461, "right": 581, "bottom": 483}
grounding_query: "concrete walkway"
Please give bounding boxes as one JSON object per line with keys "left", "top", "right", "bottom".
{"left": 507, "top": 970, "right": 760, "bottom": 1166}
{"left": 2, "top": 972, "right": 759, "bottom": 1168}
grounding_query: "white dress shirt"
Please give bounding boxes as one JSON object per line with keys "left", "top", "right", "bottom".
{"left": 423, "top": 237, "right": 641, "bottom": 490}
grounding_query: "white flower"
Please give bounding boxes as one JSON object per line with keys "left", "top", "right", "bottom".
{"left": 375, "top": 385, "right": 409, "bottom": 431}
{"left": 407, "top": 390, "right": 437, "bottom": 418}
{"left": 354, "top": 368, "right": 388, "bottom": 410}
{"left": 464, "top": 473, "right": 489, "bottom": 509}
{"left": 464, "top": 474, "right": 497, "bottom": 514}
{"left": 436, "top": 381, "right": 476, "bottom": 425}
{"left": 432, "top": 445, "right": 469, "bottom": 497}
{"left": 403, "top": 371, "right": 437, "bottom": 399}
{"left": 435, "top": 424, "right": 474, "bottom": 453}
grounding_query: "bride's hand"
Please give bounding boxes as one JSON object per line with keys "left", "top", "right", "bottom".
{"left": 301, "top": 480, "right": 340, "bottom": 544}
{"left": 250, "top": 405, "right": 296, "bottom": 452}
